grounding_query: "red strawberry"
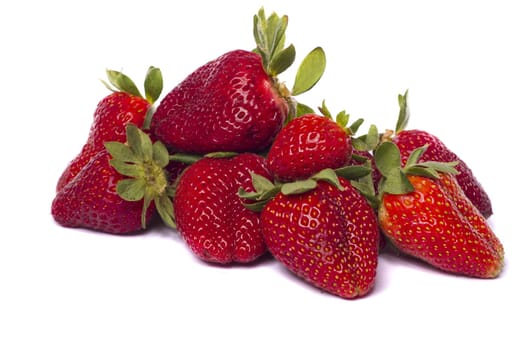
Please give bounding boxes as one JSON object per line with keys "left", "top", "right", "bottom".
{"left": 56, "top": 67, "right": 162, "bottom": 192}
{"left": 151, "top": 9, "right": 326, "bottom": 154}
{"left": 267, "top": 114, "right": 351, "bottom": 181}
{"left": 389, "top": 91, "right": 493, "bottom": 217}
{"left": 52, "top": 125, "right": 175, "bottom": 234}
{"left": 261, "top": 177, "right": 379, "bottom": 299}
{"left": 376, "top": 142, "right": 504, "bottom": 278}
{"left": 173, "top": 153, "right": 272, "bottom": 263}
{"left": 52, "top": 149, "right": 153, "bottom": 234}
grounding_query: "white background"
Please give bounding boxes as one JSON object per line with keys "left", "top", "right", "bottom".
{"left": 1, "top": 1, "right": 524, "bottom": 349}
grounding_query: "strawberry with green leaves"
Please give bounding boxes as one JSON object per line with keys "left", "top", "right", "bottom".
{"left": 52, "top": 125, "right": 175, "bottom": 234}
{"left": 56, "top": 67, "right": 163, "bottom": 192}
{"left": 267, "top": 104, "right": 355, "bottom": 181}
{"left": 173, "top": 153, "right": 272, "bottom": 264}
{"left": 387, "top": 91, "right": 493, "bottom": 217}
{"left": 150, "top": 8, "right": 325, "bottom": 154}
{"left": 245, "top": 169, "right": 379, "bottom": 299}
{"left": 376, "top": 141, "right": 504, "bottom": 278}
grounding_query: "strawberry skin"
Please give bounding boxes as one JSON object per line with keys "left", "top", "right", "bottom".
{"left": 262, "top": 178, "right": 379, "bottom": 299}
{"left": 173, "top": 153, "right": 272, "bottom": 263}
{"left": 151, "top": 50, "right": 288, "bottom": 154}
{"left": 392, "top": 129, "right": 493, "bottom": 217}
{"left": 56, "top": 92, "right": 150, "bottom": 192}
{"left": 52, "top": 149, "right": 155, "bottom": 234}
{"left": 378, "top": 174, "right": 503, "bottom": 278}
{"left": 267, "top": 114, "right": 351, "bottom": 181}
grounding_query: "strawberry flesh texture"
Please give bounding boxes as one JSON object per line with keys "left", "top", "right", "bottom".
{"left": 379, "top": 174, "right": 503, "bottom": 278}
{"left": 267, "top": 114, "right": 351, "bottom": 181}
{"left": 56, "top": 92, "right": 150, "bottom": 192}
{"left": 262, "top": 178, "right": 379, "bottom": 299}
{"left": 392, "top": 129, "right": 493, "bottom": 217}
{"left": 173, "top": 153, "right": 271, "bottom": 264}
{"left": 439, "top": 173, "right": 504, "bottom": 257}
{"left": 151, "top": 50, "right": 288, "bottom": 154}
{"left": 52, "top": 149, "right": 155, "bottom": 234}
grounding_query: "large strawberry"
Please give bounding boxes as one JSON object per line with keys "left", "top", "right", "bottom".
{"left": 267, "top": 113, "right": 352, "bottom": 181}
{"left": 257, "top": 174, "right": 379, "bottom": 299}
{"left": 173, "top": 153, "right": 272, "bottom": 264}
{"left": 387, "top": 91, "right": 493, "bottom": 217}
{"left": 375, "top": 142, "right": 504, "bottom": 278}
{"left": 56, "top": 67, "right": 162, "bottom": 192}
{"left": 52, "top": 125, "right": 175, "bottom": 234}
{"left": 150, "top": 8, "right": 326, "bottom": 154}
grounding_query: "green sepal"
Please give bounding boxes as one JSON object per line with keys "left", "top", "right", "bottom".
{"left": 292, "top": 47, "right": 326, "bottom": 96}
{"left": 154, "top": 195, "right": 176, "bottom": 229}
{"left": 296, "top": 102, "right": 315, "bottom": 117}
{"left": 405, "top": 144, "right": 427, "bottom": 167}
{"left": 269, "top": 44, "right": 296, "bottom": 76}
{"left": 351, "top": 179, "right": 380, "bottom": 209}
{"left": 144, "top": 66, "right": 163, "bottom": 104}
{"left": 169, "top": 153, "right": 203, "bottom": 164}
{"left": 253, "top": 7, "right": 289, "bottom": 75}
{"left": 251, "top": 173, "right": 276, "bottom": 194}
{"left": 395, "top": 89, "right": 410, "bottom": 133}
{"left": 153, "top": 141, "right": 170, "bottom": 168}
{"left": 126, "top": 123, "right": 153, "bottom": 161}
{"left": 238, "top": 173, "right": 281, "bottom": 213}
{"left": 204, "top": 151, "right": 238, "bottom": 159}
{"left": 416, "top": 160, "right": 460, "bottom": 175}
{"left": 375, "top": 141, "right": 402, "bottom": 178}
{"left": 141, "top": 194, "right": 153, "bottom": 229}
{"left": 318, "top": 100, "right": 332, "bottom": 118}
{"left": 351, "top": 152, "right": 369, "bottom": 163}
{"left": 105, "top": 141, "right": 139, "bottom": 163}
{"left": 335, "top": 165, "right": 371, "bottom": 181}
{"left": 311, "top": 168, "right": 344, "bottom": 190}
{"left": 352, "top": 137, "right": 369, "bottom": 152}
{"left": 378, "top": 169, "right": 414, "bottom": 195}
{"left": 349, "top": 118, "right": 365, "bottom": 135}
{"left": 281, "top": 178, "right": 318, "bottom": 195}
{"left": 116, "top": 178, "right": 146, "bottom": 201}
{"left": 365, "top": 124, "right": 380, "bottom": 150}
{"left": 110, "top": 159, "right": 143, "bottom": 178}
{"left": 106, "top": 69, "right": 143, "bottom": 98}
{"left": 241, "top": 200, "right": 269, "bottom": 213}
{"left": 336, "top": 111, "right": 350, "bottom": 130}
{"left": 404, "top": 166, "right": 440, "bottom": 179}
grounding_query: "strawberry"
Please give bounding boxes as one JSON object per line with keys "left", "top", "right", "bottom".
{"left": 56, "top": 67, "right": 162, "bottom": 192}
{"left": 150, "top": 8, "right": 326, "bottom": 154}
{"left": 375, "top": 142, "right": 504, "bottom": 278}
{"left": 388, "top": 91, "right": 493, "bottom": 217}
{"left": 52, "top": 125, "right": 175, "bottom": 234}
{"left": 267, "top": 114, "right": 351, "bottom": 181}
{"left": 173, "top": 153, "right": 272, "bottom": 264}
{"left": 259, "top": 175, "right": 379, "bottom": 299}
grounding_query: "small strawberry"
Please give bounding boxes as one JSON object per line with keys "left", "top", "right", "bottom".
{"left": 267, "top": 113, "right": 351, "bottom": 181}
{"left": 376, "top": 142, "right": 504, "bottom": 278}
{"left": 52, "top": 125, "right": 175, "bottom": 234}
{"left": 56, "top": 67, "right": 162, "bottom": 192}
{"left": 257, "top": 174, "right": 379, "bottom": 299}
{"left": 387, "top": 91, "right": 493, "bottom": 217}
{"left": 173, "top": 153, "right": 272, "bottom": 264}
{"left": 150, "top": 8, "right": 326, "bottom": 154}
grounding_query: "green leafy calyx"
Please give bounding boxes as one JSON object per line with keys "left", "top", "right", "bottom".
{"left": 239, "top": 165, "right": 372, "bottom": 212}
{"left": 375, "top": 141, "right": 459, "bottom": 197}
{"left": 105, "top": 124, "right": 175, "bottom": 229}
{"left": 102, "top": 66, "right": 163, "bottom": 105}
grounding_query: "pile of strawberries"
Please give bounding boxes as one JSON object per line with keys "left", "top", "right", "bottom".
{"left": 51, "top": 8, "right": 504, "bottom": 299}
